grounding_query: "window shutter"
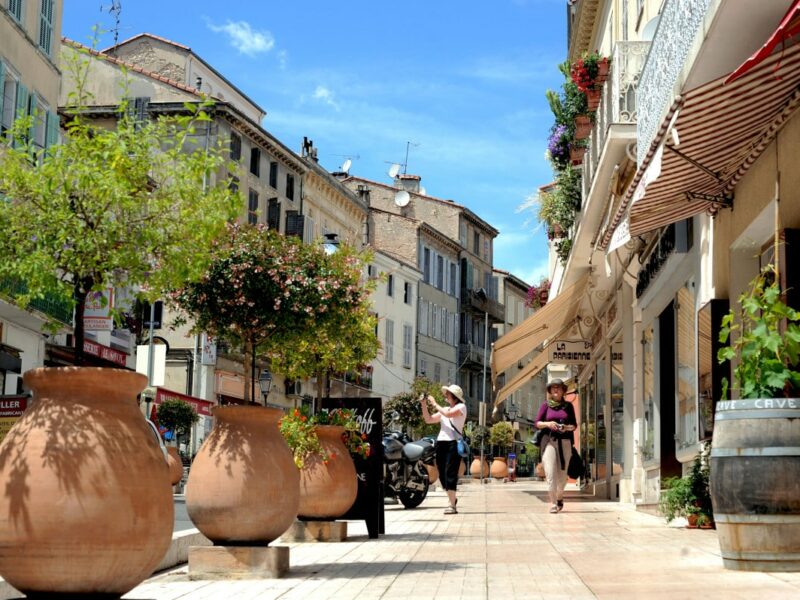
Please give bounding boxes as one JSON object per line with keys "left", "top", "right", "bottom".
{"left": 9, "top": 0, "right": 22, "bottom": 21}
{"left": 15, "top": 82, "right": 28, "bottom": 122}
{"left": 285, "top": 211, "right": 304, "bottom": 237}
{"left": 26, "top": 92, "right": 37, "bottom": 141}
{"left": 267, "top": 198, "right": 280, "bottom": 231}
{"left": 45, "top": 110, "right": 58, "bottom": 151}
{"left": 0, "top": 61, "right": 5, "bottom": 125}
{"left": 39, "top": 0, "right": 54, "bottom": 54}
{"left": 303, "top": 214, "right": 316, "bottom": 244}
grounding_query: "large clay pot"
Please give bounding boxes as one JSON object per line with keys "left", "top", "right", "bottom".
{"left": 166, "top": 446, "right": 184, "bottom": 485}
{"left": 299, "top": 425, "right": 358, "bottom": 519}
{"left": 0, "top": 367, "right": 173, "bottom": 597}
{"left": 470, "top": 457, "right": 489, "bottom": 478}
{"left": 458, "top": 458, "right": 466, "bottom": 477}
{"left": 490, "top": 456, "right": 508, "bottom": 479}
{"left": 186, "top": 405, "right": 299, "bottom": 544}
{"left": 425, "top": 463, "right": 439, "bottom": 484}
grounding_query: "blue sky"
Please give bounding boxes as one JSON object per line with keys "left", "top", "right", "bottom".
{"left": 63, "top": 0, "right": 565, "bottom": 287}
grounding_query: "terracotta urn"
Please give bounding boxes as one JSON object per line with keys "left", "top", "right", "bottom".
{"left": 458, "top": 458, "right": 466, "bottom": 477}
{"left": 166, "top": 446, "right": 184, "bottom": 486}
{"left": 586, "top": 88, "right": 601, "bottom": 111}
{"left": 425, "top": 463, "right": 439, "bottom": 484}
{"left": 490, "top": 456, "right": 508, "bottom": 479}
{"left": 470, "top": 457, "right": 490, "bottom": 478}
{"left": 186, "top": 405, "right": 299, "bottom": 544}
{"left": 574, "top": 114, "right": 592, "bottom": 140}
{"left": 0, "top": 367, "right": 173, "bottom": 597}
{"left": 298, "top": 425, "right": 358, "bottom": 519}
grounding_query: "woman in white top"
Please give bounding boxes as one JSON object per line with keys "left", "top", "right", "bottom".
{"left": 420, "top": 384, "right": 467, "bottom": 514}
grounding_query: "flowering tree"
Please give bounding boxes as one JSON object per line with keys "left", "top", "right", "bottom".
{"left": 0, "top": 50, "right": 238, "bottom": 363}
{"left": 525, "top": 278, "right": 551, "bottom": 309}
{"left": 171, "top": 223, "right": 378, "bottom": 403}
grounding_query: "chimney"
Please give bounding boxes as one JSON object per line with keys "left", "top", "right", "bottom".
{"left": 394, "top": 174, "right": 421, "bottom": 193}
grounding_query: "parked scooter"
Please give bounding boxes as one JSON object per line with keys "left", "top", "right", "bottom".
{"left": 383, "top": 414, "right": 435, "bottom": 508}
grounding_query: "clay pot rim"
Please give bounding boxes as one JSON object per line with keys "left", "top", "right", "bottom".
{"left": 212, "top": 404, "right": 284, "bottom": 423}
{"left": 23, "top": 366, "right": 146, "bottom": 387}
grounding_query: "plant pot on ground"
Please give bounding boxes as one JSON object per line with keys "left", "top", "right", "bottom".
{"left": 712, "top": 261, "right": 800, "bottom": 571}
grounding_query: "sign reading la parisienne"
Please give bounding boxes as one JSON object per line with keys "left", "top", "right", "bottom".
{"left": 548, "top": 340, "right": 593, "bottom": 364}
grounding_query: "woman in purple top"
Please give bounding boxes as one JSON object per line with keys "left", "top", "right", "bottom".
{"left": 534, "top": 378, "right": 577, "bottom": 514}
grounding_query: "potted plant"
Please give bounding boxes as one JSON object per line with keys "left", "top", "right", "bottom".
{"left": 280, "top": 407, "right": 368, "bottom": 519}
{"left": 156, "top": 399, "right": 200, "bottom": 485}
{"left": 713, "top": 261, "right": 800, "bottom": 570}
{"left": 0, "top": 49, "right": 238, "bottom": 597}
{"left": 570, "top": 52, "right": 610, "bottom": 93}
{"left": 569, "top": 140, "right": 587, "bottom": 165}
{"left": 488, "top": 421, "right": 514, "bottom": 478}
{"left": 525, "top": 278, "right": 551, "bottom": 310}
{"left": 659, "top": 475, "right": 698, "bottom": 525}
{"left": 466, "top": 422, "right": 490, "bottom": 478}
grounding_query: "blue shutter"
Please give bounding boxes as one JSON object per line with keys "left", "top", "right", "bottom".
{"left": 45, "top": 110, "right": 59, "bottom": 150}
{"left": 0, "top": 61, "right": 5, "bottom": 128}
{"left": 14, "top": 82, "right": 28, "bottom": 121}
{"left": 27, "top": 92, "right": 37, "bottom": 142}
{"left": 39, "top": 0, "right": 54, "bottom": 55}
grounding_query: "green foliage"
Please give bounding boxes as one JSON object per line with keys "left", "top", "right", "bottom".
{"left": 555, "top": 238, "right": 573, "bottom": 266}
{"left": 0, "top": 46, "right": 238, "bottom": 353}
{"left": 538, "top": 165, "right": 581, "bottom": 251}
{"left": 489, "top": 421, "right": 514, "bottom": 454}
{"left": 279, "top": 407, "right": 369, "bottom": 469}
{"left": 659, "top": 445, "right": 712, "bottom": 524}
{"left": 465, "top": 421, "right": 490, "bottom": 448}
{"left": 718, "top": 264, "right": 800, "bottom": 398}
{"left": 384, "top": 377, "right": 442, "bottom": 437}
{"left": 156, "top": 399, "right": 199, "bottom": 442}
{"left": 172, "top": 224, "right": 378, "bottom": 401}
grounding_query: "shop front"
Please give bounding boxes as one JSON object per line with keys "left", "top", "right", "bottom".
{"left": 152, "top": 387, "right": 214, "bottom": 456}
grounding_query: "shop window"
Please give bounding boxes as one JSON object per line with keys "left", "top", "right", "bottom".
{"left": 641, "top": 324, "right": 656, "bottom": 463}
{"left": 697, "top": 299, "right": 730, "bottom": 441}
{"left": 611, "top": 343, "right": 624, "bottom": 472}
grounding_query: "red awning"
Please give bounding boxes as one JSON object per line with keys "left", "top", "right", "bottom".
{"left": 726, "top": 0, "right": 800, "bottom": 84}
{"left": 154, "top": 387, "right": 214, "bottom": 417}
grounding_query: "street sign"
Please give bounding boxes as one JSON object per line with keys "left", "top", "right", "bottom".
{"left": 548, "top": 340, "right": 593, "bottom": 364}
{"left": 321, "top": 397, "right": 384, "bottom": 539}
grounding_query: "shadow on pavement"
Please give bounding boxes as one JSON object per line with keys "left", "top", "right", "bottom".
{"left": 288, "top": 560, "right": 463, "bottom": 578}
{"left": 347, "top": 531, "right": 454, "bottom": 543}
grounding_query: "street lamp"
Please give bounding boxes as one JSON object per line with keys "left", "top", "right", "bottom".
{"left": 475, "top": 287, "right": 489, "bottom": 484}
{"left": 506, "top": 403, "right": 519, "bottom": 422}
{"left": 258, "top": 369, "right": 273, "bottom": 404}
{"left": 322, "top": 232, "right": 340, "bottom": 255}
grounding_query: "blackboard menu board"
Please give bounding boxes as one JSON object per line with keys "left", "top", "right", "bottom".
{"left": 321, "top": 397, "right": 384, "bottom": 538}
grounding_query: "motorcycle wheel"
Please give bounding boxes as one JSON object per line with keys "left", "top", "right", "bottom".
{"left": 398, "top": 476, "right": 429, "bottom": 509}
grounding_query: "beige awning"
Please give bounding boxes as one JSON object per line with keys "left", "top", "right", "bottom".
{"left": 493, "top": 349, "right": 550, "bottom": 408}
{"left": 490, "top": 272, "right": 589, "bottom": 380}
{"left": 626, "top": 42, "right": 800, "bottom": 237}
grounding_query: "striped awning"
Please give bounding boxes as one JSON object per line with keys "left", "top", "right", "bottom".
{"left": 493, "top": 348, "right": 549, "bottom": 408}
{"left": 490, "top": 272, "right": 588, "bottom": 382}
{"left": 625, "top": 41, "right": 800, "bottom": 238}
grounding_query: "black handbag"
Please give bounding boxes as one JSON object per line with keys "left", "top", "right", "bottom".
{"left": 567, "top": 448, "right": 585, "bottom": 479}
{"left": 532, "top": 428, "right": 546, "bottom": 448}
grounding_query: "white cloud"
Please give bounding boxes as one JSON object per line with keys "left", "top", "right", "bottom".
{"left": 312, "top": 85, "right": 340, "bottom": 110}
{"left": 207, "top": 20, "right": 274, "bottom": 57}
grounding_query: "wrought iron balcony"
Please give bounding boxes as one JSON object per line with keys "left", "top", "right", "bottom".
{"left": 581, "top": 41, "right": 650, "bottom": 203}
{"left": 458, "top": 342, "right": 487, "bottom": 370}
{"left": 0, "top": 277, "right": 74, "bottom": 325}
{"left": 460, "top": 287, "right": 505, "bottom": 323}
{"left": 637, "top": 0, "right": 712, "bottom": 164}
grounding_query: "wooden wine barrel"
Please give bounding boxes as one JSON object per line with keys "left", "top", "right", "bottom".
{"left": 710, "top": 398, "right": 800, "bottom": 571}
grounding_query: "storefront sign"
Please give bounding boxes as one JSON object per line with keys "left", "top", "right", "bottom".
{"left": 83, "top": 339, "right": 128, "bottom": 367}
{"left": 548, "top": 340, "right": 593, "bottom": 364}
{"left": 84, "top": 288, "right": 114, "bottom": 331}
{"left": 0, "top": 395, "right": 27, "bottom": 445}
{"left": 154, "top": 387, "right": 214, "bottom": 417}
{"left": 201, "top": 333, "right": 217, "bottom": 365}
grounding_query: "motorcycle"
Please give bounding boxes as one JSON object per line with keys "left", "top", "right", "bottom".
{"left": 383, "top": 421, "right": 436, "bottom": 509}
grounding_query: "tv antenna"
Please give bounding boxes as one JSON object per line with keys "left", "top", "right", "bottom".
{"left": 101, "top": 1, "right": 123, "bottom": 49}
{"left": 403, "top": 141, "right": 419, "bottom": 174}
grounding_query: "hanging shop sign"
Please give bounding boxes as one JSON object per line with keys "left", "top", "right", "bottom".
{"left": 154, "top": 387, "right": 214, "bottom": 417}
{"left": 83, "top": 288, "right": 114, "bottom": 331}
{"left": 0, "top": 395, "right": 28, "bottom": 445}
{"left": 548, "top": 340, "right": 593, "bottom": 364}
{"left": 83, "top": 339, "right": 127, "bottom": 367}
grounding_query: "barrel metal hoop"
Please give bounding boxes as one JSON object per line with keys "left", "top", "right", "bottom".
{"left": 714, "top": 409, "right": 800, "bottom": 420}
{"left": 711, "top": 447, "right": 800, "bottom": 457}
{"left": 715, "top": 399, "right": 800, "bottom": 412}
{"left": 715, "top": 513, "right": 800, "bottom": 524}
{"left": 721, "top": 550, "right": 800, "bottom": 560}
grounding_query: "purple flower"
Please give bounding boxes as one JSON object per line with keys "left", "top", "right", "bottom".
{"left": 547, "top": 125, "right": 570, "bottom": 164}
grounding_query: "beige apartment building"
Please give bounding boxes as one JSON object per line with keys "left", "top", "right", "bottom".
{"left": 1, "top": 0, "right": 65, "bottom": 396}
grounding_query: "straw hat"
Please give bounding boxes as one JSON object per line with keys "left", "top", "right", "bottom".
{"left": 441, "top": 384, "right": 464, "bottom": 402}
{"left": 546, "top": 378, "right": 568, "bottom": 392}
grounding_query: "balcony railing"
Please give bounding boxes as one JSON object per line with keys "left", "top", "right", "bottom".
{"left": 581, "top": 41, "right": 650, "bottom": 202}
{"left": 460, "top": 287, "right": 505, "bottom": 323}
{"left": 637, "top": 0, "right": 712, "bottom": 164}
{"left": 458, "top": 342, "right": 487, "bottom": 369}
{"left": 0, "top": 277, "right": 74, "bottom": 325}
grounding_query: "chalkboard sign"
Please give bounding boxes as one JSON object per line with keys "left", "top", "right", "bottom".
{"left": 321, "top": 397, "right": 384, "bottom": 539}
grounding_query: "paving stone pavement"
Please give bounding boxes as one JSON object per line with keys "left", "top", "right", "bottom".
{"left": 115, "top": 479, "right": 800, "bottom": 599}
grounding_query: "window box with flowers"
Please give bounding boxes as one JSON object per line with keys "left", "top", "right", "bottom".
{"left": 570, "top": 52, "right": 611, "bottom": 94}
{"left": 526, "top": 278, "right": 551, "bottom": 309}
{"left": 280, "top": 407, "right": 369, "bottom": 519}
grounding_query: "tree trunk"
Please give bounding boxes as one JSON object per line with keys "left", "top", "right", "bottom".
{"left": 243, "top": 339, "right": 254, "bottom": 404}
{"left": 72, "top": 278, "right": 93, "bottom": 366}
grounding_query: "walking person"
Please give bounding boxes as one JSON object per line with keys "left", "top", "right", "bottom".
{"left": 420, "top": 384, "right": 467, "bottom": 515}
{"left": 534, "top": 378, "right": 577, "bottom": 514}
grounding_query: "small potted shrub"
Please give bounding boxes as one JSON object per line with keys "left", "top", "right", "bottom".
{"left": 488, "top": 422, "right": 514, "bottom": 479}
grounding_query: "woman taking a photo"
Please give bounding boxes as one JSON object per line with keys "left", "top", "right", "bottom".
{"left": 534, "top": 378, "right": 577, "bottom": 514}
{"left": 420, "top": 384, "right": 467, "bottom": 515}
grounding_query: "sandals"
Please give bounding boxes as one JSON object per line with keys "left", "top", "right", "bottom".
{"left": 549, "top": 505, "right": 558, "bottom": 514}
{"left": 444, "top": 505, "right": 458, "bottom": 515}
{"left": 557, "top": 500, "right": 564, "bottom": 512}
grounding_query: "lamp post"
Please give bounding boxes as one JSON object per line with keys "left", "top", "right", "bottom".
{"left": 476, "top": 288, "right": 489, "bottom": 484}
{"left": 258, "top": 369, "right": 272, "bottom": 406}
{"left": 322, "top": 232, "right": 340, "bottom": 255}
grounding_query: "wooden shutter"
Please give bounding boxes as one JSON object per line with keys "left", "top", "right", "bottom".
{"left": 39, "top": 0, "right": 54, "bottom": 54}
{"left": 267, "top": 198, "right": 280, "bottom": 231}
{"left": 45, "top": 110, "right": 59, "bottom": 151}
{"left": 285, "top": 211, "right": 304, "bottom": 237}
{"left": 0, "top": 61, "right": 5, "bottom": 125}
